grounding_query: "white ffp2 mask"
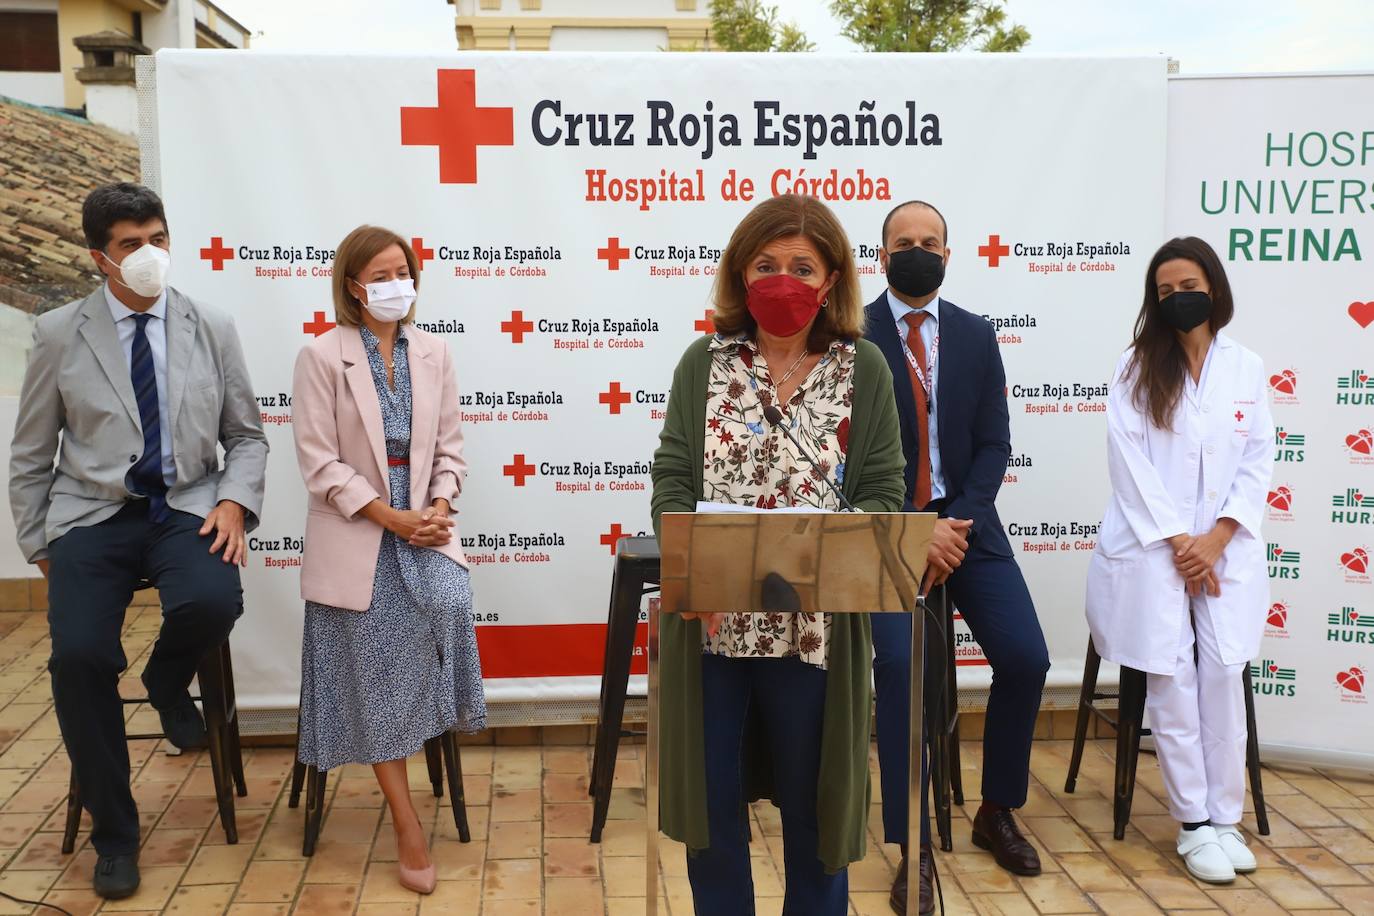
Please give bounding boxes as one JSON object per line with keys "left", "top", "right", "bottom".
{"left": 354, "top": 277, "right": 416, "bottom": 322}
{"left": 107, "top": 244, "right": 170, "bottom": 298}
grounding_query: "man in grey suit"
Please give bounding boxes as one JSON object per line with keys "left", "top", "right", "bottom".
{"left": 8, "top": 183, "right": 267, "bottom": 899}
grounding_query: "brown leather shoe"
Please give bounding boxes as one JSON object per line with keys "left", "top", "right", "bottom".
{"left": 972, "top": 806, "right": 1042, "bottom": 876}
{"left": 889, "top": 845, "right": 936, "bottom": 915}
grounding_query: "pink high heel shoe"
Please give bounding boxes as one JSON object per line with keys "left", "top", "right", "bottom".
{"left": 398, "top": 860, "right": 437, "bottom": 895}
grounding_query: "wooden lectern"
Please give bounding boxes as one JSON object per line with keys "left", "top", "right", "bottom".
{"left": 646, "top": 510, "right": 936, "bottom": 914}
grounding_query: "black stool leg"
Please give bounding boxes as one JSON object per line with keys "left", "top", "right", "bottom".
{"left": 302, "top": 766, "right": 327, "bottom": 856}
{"left": 61, "top": 771, "right": 81, "bottom": 855}
{"left": 197, "top": 653, "right": 238, "bottom": 845}
{"left": 1065, "top": 637, "right": 1102, "bottom": 793}
{"left": 1113, "top": 668, "right": 1146, "bottom": 840}
{"left": 440, "top": 730, "right": 471, "bottom": 843}
{"left": 425, "top": 737, "right": 444, "bottom": 798}
{"left": 926, "top": 618, "right": 953, "bottom": 852}
{"left": 945, "top": 592, "right": 964, "bottom": 807}
{"left": 1241, "top": 666, "right": 1270, "bottom": 835}
{"left": 220, "top": 642, "right": 247, "bottom": 798}
{"left": 591, "top": 556, "right": 643, "bottom": 843}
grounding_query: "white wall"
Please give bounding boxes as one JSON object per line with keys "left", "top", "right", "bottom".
{"left": 84, "top": 82, "right": 138, "bottom": 135}
{"left": 0, "top": 304, "right": 36, "bottom": 578}
{"left": 549, "top": 26, "right": 669, "bottom": 51}
{"left": 0, "top": 72, "right": 63, "bottom": 107}
{"left": 141, "top": 0, "right": 195, "bottom": 52}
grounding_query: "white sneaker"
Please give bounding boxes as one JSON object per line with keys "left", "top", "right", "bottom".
{"left": 1176, "top": 825, "right": 1237, "bottom": 884}
{"left": 1214, "top": 825, "right": 1258, "bottom": 873}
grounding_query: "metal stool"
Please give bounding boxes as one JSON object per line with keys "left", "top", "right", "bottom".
{"left": 589, "top": 536, "right": 660, "bottom": 843}
{"left": 288, "top": 726, "right": 471, "bottom": 856}
{"left": 62, "top": 636, "right": 247, "bottom": 852}
{"left": 1064, "top": 637, "right": 1270, "bottom": 839}
{"left": 925, "top": 585, "right": 964, "bottom": 852}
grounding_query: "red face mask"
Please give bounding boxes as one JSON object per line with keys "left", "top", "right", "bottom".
{"left": 746, "top": 274, "right": 823, "bottom": 338}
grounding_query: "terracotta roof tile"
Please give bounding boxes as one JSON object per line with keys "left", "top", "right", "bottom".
{"left": 0, "top": 96, "right": 139, "bottom": 314}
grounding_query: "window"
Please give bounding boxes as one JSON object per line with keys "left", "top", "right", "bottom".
{"left": 0, "top": 12, "right": 60, "bottom": 72}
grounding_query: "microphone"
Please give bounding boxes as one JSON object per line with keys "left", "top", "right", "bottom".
{"left": 762, "top": 403, "right": 857, "bottom": 512}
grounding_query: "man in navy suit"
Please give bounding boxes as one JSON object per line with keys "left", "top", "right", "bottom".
{"left": 865, "top": 201, "right": 1049, "bottom": 915}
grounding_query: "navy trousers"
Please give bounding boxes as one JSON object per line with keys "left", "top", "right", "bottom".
{"left": 687, "top": 653, "right": 848, "bottom": 916}
{"left": 871, "top": 542, "right": 1049, "bottom": 847}
{"left": 46, "top": 502, "right": 242, "bottom": 855}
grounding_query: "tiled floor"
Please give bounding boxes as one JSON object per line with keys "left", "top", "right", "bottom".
{"left": 0, "top": 610, "right": 1372, "bottom": 914}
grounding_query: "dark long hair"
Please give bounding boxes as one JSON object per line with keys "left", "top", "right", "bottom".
{"left": 1125, "top": 237, "right": 1234, "bottom": 430}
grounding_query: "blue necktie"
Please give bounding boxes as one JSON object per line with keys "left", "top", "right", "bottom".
{"left": 127, "top": 313, "right": 169, "bottom": 522}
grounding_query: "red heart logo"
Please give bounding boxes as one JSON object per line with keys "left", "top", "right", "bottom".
{"left": 1272, "top": 547, "right": 1284, "bottom": 559}
{"left": 1336, "top": 667, "right": 1365, "bottom": 693}
{"left": 1342, "top": 550, "right": 1369, "bottom": 573}
{"left": 1349, "top": 431, "right": 1374, "bottom": 455}
{"left": 1269, "top": 373, "right": 1296, "bottom": 394}
{"left": 1351, "top": 611, "right": 1361, "bottom": 623}
{"left": 1351, "top": 301, "right": 1374, "bottom": 329}
{"left": 1269, "top": 663, "right": 1279, "bottom": 673}
{"left": 1356, "top": 493, "right": 1365, "bottom": 504}
{"left": 1361, "top": 375, "right": 1370, "bottom": 384}
{"left": 1267, "top": 604, "right": 1287, "bottom": 627}
{"left": 1278, "top": 430, "right": 1288, "bottom": 440}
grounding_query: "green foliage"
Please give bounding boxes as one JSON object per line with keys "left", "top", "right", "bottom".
{"left": 709, "top": 0, "right": 816, "bottom": 52}
{"left": 829, "top": 0, "right": 1030, "bottom": 52}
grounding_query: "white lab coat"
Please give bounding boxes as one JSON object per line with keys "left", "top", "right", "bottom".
{"left": 1086, "top": 333, "right": 1274, "bottom": 675}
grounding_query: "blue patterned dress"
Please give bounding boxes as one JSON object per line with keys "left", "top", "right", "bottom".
{"left": 297, "top": 326, "right": 487, "bottom": 771}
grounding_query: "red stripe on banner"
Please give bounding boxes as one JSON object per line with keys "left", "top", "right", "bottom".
{"left": 475, "top": 624, "right": 648, "bottom": 679}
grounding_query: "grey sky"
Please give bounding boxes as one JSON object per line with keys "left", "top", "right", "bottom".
{"left": 226, "top": 0, "right": 1374, "bottom": 74}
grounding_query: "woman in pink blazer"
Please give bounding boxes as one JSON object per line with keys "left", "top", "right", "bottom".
{"left": 292, "top": 226, "right": 485, "bottom": 895}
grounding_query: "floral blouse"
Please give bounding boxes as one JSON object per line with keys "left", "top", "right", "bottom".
{"left": 700, "top": 333, "right": 856, "bottom": 669}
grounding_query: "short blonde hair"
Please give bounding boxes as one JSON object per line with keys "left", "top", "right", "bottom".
{"left": 712, "top": 195, "right": 864, "bottom": 351}
{"left": 331, "top": 225, "right": 420, "bottom": 327}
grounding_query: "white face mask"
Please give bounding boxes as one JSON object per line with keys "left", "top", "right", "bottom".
{"left": 106, "top": 244, "right": 170, "bottom": 298}
{"left": 353, "top": 277, "right": 416, "bottom": 323}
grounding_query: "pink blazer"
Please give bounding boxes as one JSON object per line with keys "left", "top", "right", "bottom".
{"left": 292, "top": 324, "right": 467, "bottom": 611}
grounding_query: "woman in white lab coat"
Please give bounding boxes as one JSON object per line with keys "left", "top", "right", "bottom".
{"left": 1086, "top": 236, "right": 1274, "bottom": 884}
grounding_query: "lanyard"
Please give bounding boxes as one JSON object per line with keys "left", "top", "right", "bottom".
{"left": 899, "top": 324, "right": 939, "bottom": 401}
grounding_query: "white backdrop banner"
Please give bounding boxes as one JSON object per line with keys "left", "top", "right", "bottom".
{"left": 151, "top": 51, "right": 1166, "bottom": 709}
{"left": 1166, "top": 73, "right": 1374, "bottom": 766}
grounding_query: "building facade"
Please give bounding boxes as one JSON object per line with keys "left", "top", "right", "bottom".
{"left": 449, "top": 0, "right": 713, "bottom": 51}
{"left": 0, "top": 0, "right": 249, "bottom": 111}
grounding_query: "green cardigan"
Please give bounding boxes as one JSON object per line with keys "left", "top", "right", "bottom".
{"left": 649, "top": 334, "right": 906, "bottom": 872}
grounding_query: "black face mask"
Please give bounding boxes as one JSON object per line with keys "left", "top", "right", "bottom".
{"left": 886, "top": 246, "right": 945, "bottom": 298}
{"left": 1159, "top": 291, "right": 1213, "bottom": 332}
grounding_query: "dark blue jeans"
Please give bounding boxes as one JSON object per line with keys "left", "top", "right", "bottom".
{"left": 47, "top": 502, "right": 242, "bottom": 854}
{"left": 871, "top": 544, "right": 1049, "bottom": 847}
{"left": 687, "top": 653, "right": 848, "bottom": 915}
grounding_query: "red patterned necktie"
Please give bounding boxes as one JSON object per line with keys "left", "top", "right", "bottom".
{"left": 903, "top": 312, "right": 933, "bottom": 509}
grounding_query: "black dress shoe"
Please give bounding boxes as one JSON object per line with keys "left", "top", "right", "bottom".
{"left": 155, "top": 692, "right": 208, "bottom": 750}
{"left": 972, "top": 806, "right": 1042, "bottom": 876}
{"left": 889, "top": 845, "right": 936, "bottom": 915}
{"left": 93, "top": 854, "right": 140, "bottom": 899}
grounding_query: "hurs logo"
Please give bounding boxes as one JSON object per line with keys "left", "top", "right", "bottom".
{"left": 1331, "top": 487, "right": 1374, "bottom": 525}
{"left": 1326, "top": 606, "right": 1373, "bottom": 645}
{"left": 1274, "top": 427, "right": 1306, "bottom": 463}
{"left": 1267, "top": 542, "right": 1301, "bottom": 580}
{"left": 1250, "top": 659, "right": 1297, "bottom": 697}
{"left": 1335, "top": 369, "right": 1374, "bottom": 406}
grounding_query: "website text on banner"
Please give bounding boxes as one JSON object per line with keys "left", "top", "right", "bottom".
{"left": 151, "top": 51, "right": 1166, "bottom": 709}
{"left": 1165, "top": 72, "right": 1374, "bottom": 769}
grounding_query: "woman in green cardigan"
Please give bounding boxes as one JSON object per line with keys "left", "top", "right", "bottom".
{"left": 651, "top": 195, "right": 906, "bottom": 914}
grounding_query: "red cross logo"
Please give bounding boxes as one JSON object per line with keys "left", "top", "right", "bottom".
{"left": 695, "top": 310, "right": 716, "bottom": 335}
{"left": 501, "top": 310, "right": 534, "bottom": 343}
{"left": 599, "top": 382, "right": 632, "bottom": 415}
{"left": 978, "top": 234, "right": 1010, "bottom": 268}
{"left": 412, "top": 237, "right": 434, "bottom": 271}
{"left": 598, "top": 237, "right": 630, "bottom": 271}
{"left": 200, "top": 236, "right": 233, "bottom": 271}
{"left": 503, "top": 454, "right": 536, "bottom": 487}
{"left": 303, "top": 311, "right": 336, "bottom": 337}
{"left": 400, "top": 69, "right": 514, "bottom": 185}
{"left": 1235, "top": 410, "right": 1245, "bottom": 422}
{"left": 600, "top": 523, "right": 626, "bottom": 555}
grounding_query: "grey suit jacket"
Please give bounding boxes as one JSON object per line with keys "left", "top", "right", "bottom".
{"left": 9, "top": 286, "right": 268, "bottom": 562}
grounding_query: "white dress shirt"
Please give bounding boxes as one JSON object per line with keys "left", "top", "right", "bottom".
{"left": 886, "top": 288, "right": 945, "bottom": 500}
{"left": 104, "top": 283, "right": 176, "bottom": 486}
